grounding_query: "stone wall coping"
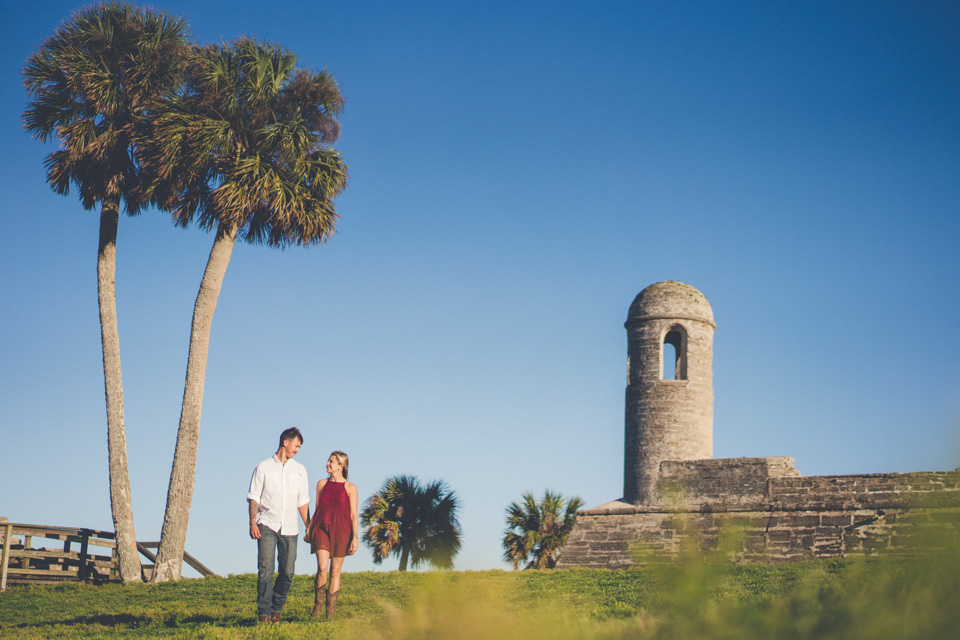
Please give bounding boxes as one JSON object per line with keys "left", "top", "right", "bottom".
{"left": 772, "top": 469, "right": 960, "bottom": 481}
{"left": 660, "top": 456, "right": 800, "bottom": 476}
{"left": 579, "top": 500, "right": 960, "bottom": 516}
{"left": 580, "top": 467, "right": 960, "bottom": 515}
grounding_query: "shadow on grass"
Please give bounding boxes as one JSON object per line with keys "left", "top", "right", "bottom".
{"left": 12, "top": 612, "right": 230, "bottom": 630}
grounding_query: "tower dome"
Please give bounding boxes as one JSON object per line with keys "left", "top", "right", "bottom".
{"left": 627, "top": 281, "right": 715, "bottom": 327}
{"left": 623, "top": 281, "right": 715, "bottom": 504}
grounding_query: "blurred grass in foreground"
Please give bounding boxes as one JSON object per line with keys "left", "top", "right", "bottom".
{"left": 1, "top": 530, "right": 958, "bottom": 639}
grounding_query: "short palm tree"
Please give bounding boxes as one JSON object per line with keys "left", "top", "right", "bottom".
{"left": 361, "top": 476, "right": 462, "bottom": 571}
{"left": 503, "top": 490, "right": 584, "bottom": 569}
{"left": 140, "top": 39, "right": 347, "bottom": 581}
{"left": 22, "top": 1, "right": 188, "bottom": 584}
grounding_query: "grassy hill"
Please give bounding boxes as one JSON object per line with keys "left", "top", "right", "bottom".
{"left": 1, "top": 547, "right": 957, "bottom": 639}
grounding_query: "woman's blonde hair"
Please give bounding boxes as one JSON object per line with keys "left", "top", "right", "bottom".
{"left": 330, "top": 450, "right": 349, "bottom": 479}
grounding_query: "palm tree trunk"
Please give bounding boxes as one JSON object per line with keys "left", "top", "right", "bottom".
{"left": 398, "top": 546, "right": 409, "bottom": 572}
{"left": 98, "top": 198, "right": 142, "bottom": 584}
{"left": 151, "top": 226, "right": 237, "bottom": 582}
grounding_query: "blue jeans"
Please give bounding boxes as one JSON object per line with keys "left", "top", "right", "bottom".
{"left": 256, "top": 524, "right": 298, "bottom": 617}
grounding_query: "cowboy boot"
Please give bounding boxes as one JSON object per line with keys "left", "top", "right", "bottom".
{"left": 326, "top": 587, "right": 339, "bottom": 620}
{"left": 311, "top": 580, "right": 323, "bottom": 618}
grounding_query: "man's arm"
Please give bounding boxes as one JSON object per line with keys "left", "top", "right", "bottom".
{"left": 298, "top": 466, "right": 311, "bottom": 529}
{"left": 248, "top": 499, "right": 261, "bottom": 540}
{"left": 247, "top": 463, "right": 265, "bottom": 540}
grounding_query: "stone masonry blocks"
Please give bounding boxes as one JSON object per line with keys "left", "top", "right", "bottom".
{"left": 559, "top": 282, "right": 960, "bottom": 568}
{"left": 624, "top": 281, "right": 714, "bottom": 505}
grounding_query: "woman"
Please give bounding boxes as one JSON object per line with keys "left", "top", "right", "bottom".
{"left": 305, "top": 450, "right": 359, "bottom": 619}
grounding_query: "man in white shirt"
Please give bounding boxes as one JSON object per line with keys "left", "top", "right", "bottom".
{"left": 247, "top": 427, "right": 311, "bottom": 623}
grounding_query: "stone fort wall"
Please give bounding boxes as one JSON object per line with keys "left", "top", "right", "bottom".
{"left": 559, "top": 458, "right": 960, "bottom": 568}
{"left": 565, "top": 282, "right": 959, "bottom": 568}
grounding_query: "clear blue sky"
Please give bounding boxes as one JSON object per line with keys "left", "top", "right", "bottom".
{"left": 2, "top": 1, "right": 958, "bottom": 576}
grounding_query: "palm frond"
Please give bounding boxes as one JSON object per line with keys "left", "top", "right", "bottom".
{"left": 361, "top": 475, "right": 462, "bottom": 571}
{"left": 22, "top": 1, "right": 188, "bottom": 213}
{"left": 502, "top": 490, "right": 584, "bottom": 570}
{"left": 139, "top": 38, "right": 346, "bottom": 243}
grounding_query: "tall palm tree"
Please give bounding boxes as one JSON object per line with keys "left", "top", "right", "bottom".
{"left": 140, "top": 39, "right": 347, "bottom": 581}
{"left": 503, "top": 490, "right": 584, "bottom": 570}
{"left": 361, "top": 476, "right": 462, "bottom": 571}
{"left": 22, "top": 1, "right": 188, "bottom": 584}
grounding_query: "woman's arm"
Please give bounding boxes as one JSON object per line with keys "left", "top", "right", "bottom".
{"left": 347, "top": 482, "right": 360, "bottom": 555}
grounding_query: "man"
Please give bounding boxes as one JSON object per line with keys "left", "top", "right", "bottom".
{"left": 247, "top": 427, "right": 311, "bottom": 623}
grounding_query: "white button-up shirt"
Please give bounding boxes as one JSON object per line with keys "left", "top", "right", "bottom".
{"left": 247, "top": 454, "right": 310, "bottom": 535}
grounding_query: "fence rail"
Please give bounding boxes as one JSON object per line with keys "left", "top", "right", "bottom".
{"left": 0, "top": 517, "right": 214, "bottom": 590}
{"left": 136, "top": 541, "right": 215, "bottom": 581}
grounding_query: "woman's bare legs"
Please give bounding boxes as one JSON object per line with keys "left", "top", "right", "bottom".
{"left": 328, "top": 556, "right": 345, "bottom": 593}
{"left": 312, "top": 549, "right": 331, "bottom": 617}
{"left": 326, "top": 556, "right": 346, "bottom": 619}
{"left": 315, "top": 549, "right": 331, "bottom": 590}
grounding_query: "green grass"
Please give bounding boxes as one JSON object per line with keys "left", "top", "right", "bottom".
{"left": 1, "top": 546, "right": 958, "bottom": 639}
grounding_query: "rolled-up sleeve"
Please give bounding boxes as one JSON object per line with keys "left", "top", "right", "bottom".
{"left": 247, "top": 463, "right": 265, "bottom": 503}
{"left": 298, "top": 467, "right": 310, "bottom": 508}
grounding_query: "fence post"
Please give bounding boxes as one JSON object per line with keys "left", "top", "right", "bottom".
{"left": 1, "top": 517, "right": 12, "bottom": 592}
{"left": 111, "top": 545, "right": 119, "bottom": 580}
{"left": 77, "top": 529, "right": 91, "bottom": 581}
{"left": 21, "top": 533, "right": 31, "bottom": 571}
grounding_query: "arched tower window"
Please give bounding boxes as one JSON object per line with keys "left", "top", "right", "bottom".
{"left": 662, "top": 325, "right": 687, "bottom": 380}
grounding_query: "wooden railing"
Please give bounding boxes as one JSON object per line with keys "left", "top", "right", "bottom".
{"left": 136, "top": 541, "right": 215, "bottom": 581}
{"left": 0, "top": 517, "right": 214, "bottom": 590}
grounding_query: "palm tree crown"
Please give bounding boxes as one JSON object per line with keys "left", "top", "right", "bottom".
{"left": 143, "top": 37, "right": 347, "bottom": 245}
{"left": 361, "top": 475, "right": 462, "bottom": 571}
{"left": 23, "top": 1, "right": 187, "bottom": 212}
{"left": 503, "top": 490, "right": 584, "bottom": 570}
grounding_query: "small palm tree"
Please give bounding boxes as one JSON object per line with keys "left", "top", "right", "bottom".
{"left": 22, "top": 1, "right": 188, "bottom": 584}
{"left": 140, "top": 39, "right": 347, "bottom": 581}
{"left": 503, "top": 490, "right": 584, "bottom": 570}
{"left": 361, "top": 476, "right": 462, "bottom": 571}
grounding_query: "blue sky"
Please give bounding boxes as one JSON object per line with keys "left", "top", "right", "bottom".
{"left": 2, "top": 1, "right": 958, "bottom": 576}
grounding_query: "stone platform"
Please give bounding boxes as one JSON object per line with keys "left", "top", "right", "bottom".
{"left": 559, "top": 458, "right": 960, "bottom": 567}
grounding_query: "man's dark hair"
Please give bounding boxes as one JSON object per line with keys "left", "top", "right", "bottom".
{"left": 279, "top": 427, "right": 303, "bottom": 448}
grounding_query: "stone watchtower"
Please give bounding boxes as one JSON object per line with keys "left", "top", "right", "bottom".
{"left": 560, "top": 281, "right": 959, "bottom": 569}
{"left": 623, "top": 281, "right": 715, "bottom": 504}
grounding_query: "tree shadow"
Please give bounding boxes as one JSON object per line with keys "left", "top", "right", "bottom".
{"left": 11, "top": 612, "right": 228, "bottom": 630}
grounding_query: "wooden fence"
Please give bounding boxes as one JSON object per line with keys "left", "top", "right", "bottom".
{"left": 1, "top": 517, "right": 214, "bottom": 590}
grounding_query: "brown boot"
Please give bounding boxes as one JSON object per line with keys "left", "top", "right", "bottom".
{"left": 325, "top": 588, "right": 339, "bottom": 620}
{"left": 311, "top": 585, "right": 323, "bottom": 618}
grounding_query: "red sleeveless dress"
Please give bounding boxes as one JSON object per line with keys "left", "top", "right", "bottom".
{"left": 309, "top": 480, "right": 353, "bottom": 556}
